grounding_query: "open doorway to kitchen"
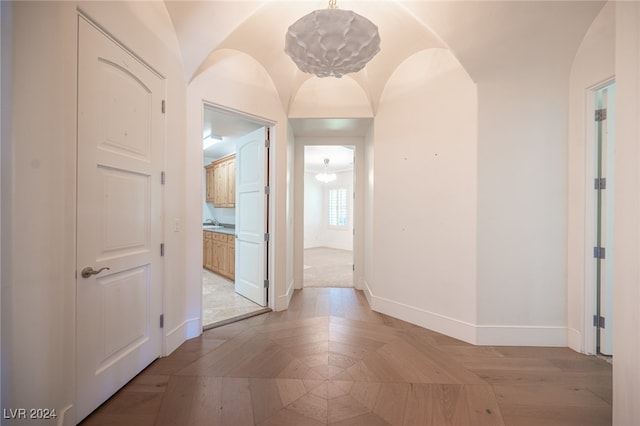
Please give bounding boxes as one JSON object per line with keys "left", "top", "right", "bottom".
{"left": 201, "top": 104, "right": 272, "bottom": 329}
{"left": 303, "top": 145, "right": 355, "bottom": 288}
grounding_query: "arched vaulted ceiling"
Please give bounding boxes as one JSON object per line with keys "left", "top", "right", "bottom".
{"left": 165, "top": 1, "right": 446, "bottom": 115}
{"left": 164, "top": 1, "right": 606, "bottom": 116}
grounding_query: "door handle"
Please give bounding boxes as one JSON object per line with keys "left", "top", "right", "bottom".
{"left": 81, "top": 266, "right": 110, "bottom": 278}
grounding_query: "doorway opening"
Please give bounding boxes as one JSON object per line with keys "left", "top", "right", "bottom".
{"left": 586, "top": 81, "right": 615, "bottom": 358}
{"left": 303, "top": 145, "right": 355, "bottom": 288}
{"left": 201, "top": 104, "right": 272, "bottom": 329}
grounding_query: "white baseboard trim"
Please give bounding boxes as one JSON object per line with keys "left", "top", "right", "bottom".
{"left": 366, "top": 288, "right": 569, "bottom": 347}
{"left": 353, "top": 276, "right": 363, "bottom": 291}
{"left": 57, "top": 404, "right": 73, "bottom": 426}
{"left": 368, "top": 292, "right": 477, "bottom": 345}
{"left": 288, "top": 279, "right": 295, "bottom": 302}
{"left": 362, "top": 280, "right": 373, "bottom": 305}
{"left": 475, "top": 325, "right": 568, "bottom": 347}
{"left": 165, "top": 317, "right": 201, "bottom": 355}
{"left": 567, "top": 327, "right": 582, "bottom": 352}
{"left": 276, "top": 279, "right": 295, "bottom": 311}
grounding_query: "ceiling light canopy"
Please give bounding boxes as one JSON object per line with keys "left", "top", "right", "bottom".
{"left": 284, "top": 0, "right": 381, "bottom": 78}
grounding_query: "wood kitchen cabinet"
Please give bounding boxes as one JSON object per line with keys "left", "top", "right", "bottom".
{"left": 203, "top": 231, "right": 214, "bottom": 269}
{"left": 226, "top": 157, "right": 236, "bottom": 206}
{"left": 203, "top": 230, "right": 235, "bottom": 280}
{"left": 212, "top": 234, "right": 227, "bottom": 273}
{"left": 227, "top": 237, "right": 235, "bottom": 278}
{"left": 204, "top": 154, "right": 236, "bottom": 207}
{"left": 205, "top": 163, "right": 215, "bottom": 202}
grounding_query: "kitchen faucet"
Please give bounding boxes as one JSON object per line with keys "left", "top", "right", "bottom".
{"left": 206, "top": 218, "right": 220, "bottom": 225}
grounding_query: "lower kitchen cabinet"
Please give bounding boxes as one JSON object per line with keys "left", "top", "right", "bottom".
{"left": 203, "top": 230, "right": 235, "bottom": 280}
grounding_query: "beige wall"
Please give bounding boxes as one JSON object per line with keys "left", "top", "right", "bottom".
{"left": 567, "top": 3, "right": 615, "bottom": 353}
{"left": 286, "top": 123, "right": 296, "bottom": 301}
{"left": 1, "top": 1, "right": 187, "bottom": 423}
{"left": 186, "top": 51, "right": 290, "bottom": 313}
{"left": 613, "top": 1, "right": 640, "bottom": 424}
{"left": 2, "top": 3, "right": 78, "bottom": 421}
{"left": 370, "top": 48, "right": 478, "bottom": 342}
{"left": 473, "top": 39, "right": 576, "bottom": 345}
{"left": 363, "top": 124, "right": 375, "bottom": 302}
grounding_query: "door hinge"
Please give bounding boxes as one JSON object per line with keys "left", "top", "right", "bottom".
{"left": 264, "top": 279, "right": 269, "bottom": 288}
{"left": 593, "top": 314, "right": 605, "bottom": 328}
{"left": 161, "top": 99, "right": 166, "bottom": 114}
{"left": 265, "top": 185, "right": 270, "bottom": 195}
{"left": 594, "top": 108, "right": 607, "bottom": 122}
{"left": 264, "top": 233, "right": 270, "bottom": 242}
{"left": 160, "top": 314, "right": 164, "bottom": 328}
{"left": 594, "top": 177, "right": 606, "bottom": 190}
{"left": 593, "top": 246, "right": 606, "bottom": 259}
{"left": 265, "top": 138, "right": 270, "bottom": 149}
{"left": 160, "top": 243, "right": 165, "bottom": 256}
{"left": 352, "top": 264, "right": 355, "bottom": 271}
{"left": 161, "top": 171, "right": 166, "bottom": 185}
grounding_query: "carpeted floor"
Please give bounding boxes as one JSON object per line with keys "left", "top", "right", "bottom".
{"left": 303, "top": 247, "right": 353, "bottom": 288}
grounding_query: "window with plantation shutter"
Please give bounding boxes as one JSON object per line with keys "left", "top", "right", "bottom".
{"left": 328, "top": 188, "right": 348, "bottom": 228}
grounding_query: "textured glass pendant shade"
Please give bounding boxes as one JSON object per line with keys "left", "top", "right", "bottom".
{"left": 284, "top": 6, "right": 381, "bottom": 78}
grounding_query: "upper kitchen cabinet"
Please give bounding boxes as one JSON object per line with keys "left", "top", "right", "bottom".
{"left": 205, "top": 153, "right": 236, "bottom": 208}
{"left": 205, "top": 162, "right": 215, "bottom": 202}
{"left": 226, "top": 156, "right": 236, "bottom": 206}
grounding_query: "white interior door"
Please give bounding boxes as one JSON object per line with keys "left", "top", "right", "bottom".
{"left": 235, "top": 127, "right": 268, "bottom": 306}
{"left": 76, "top": 17, "right": 164, "bottom": 422}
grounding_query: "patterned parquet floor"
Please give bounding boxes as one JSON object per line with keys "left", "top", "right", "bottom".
{"left": 81, "top": 288, "right": 612, "bottom": 426}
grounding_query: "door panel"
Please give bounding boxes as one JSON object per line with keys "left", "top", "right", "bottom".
{"left": 76, "top": 17, "right": 164, "bottom": 422}
{"left": 100, "top": 267, "right": 149, "bottom": 365}
{"left": 235, "top": 128, "right": 267, "bottom": 306}
{"left": 99, "top": 166, "right": 150, "bottom": 256}
{"left": 100, "top": 60, "right": 152, "bottom": 159}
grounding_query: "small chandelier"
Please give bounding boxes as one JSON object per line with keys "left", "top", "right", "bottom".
{"left": 315, "top": 158, "right": 337, "bottom": 183}
{"left": 284, "top": 0, "right": 381, "bottom": 78}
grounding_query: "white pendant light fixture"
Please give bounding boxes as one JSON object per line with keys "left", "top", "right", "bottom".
{"left": 315, "top": 158, "right": 337, "bottom": 183}
{"left": 284, "top": 0, "right": 381, "bottom": 78}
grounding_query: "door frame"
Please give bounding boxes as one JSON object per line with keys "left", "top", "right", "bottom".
{"left": 75, "top": 13, "right": 166, "bottom": 421}
{"left": 200, "top": 101, "right": 275, "bottom": 316}
{"left": 583, "top": 77, "right": 615, "bottom": 355}
{"left": 302, "top": 145, "right": 356, "bottom": 288}
{"left": 294, "top": 136, "right": 365, "bottom": 291}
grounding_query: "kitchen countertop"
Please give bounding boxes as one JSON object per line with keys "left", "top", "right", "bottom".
{"left": 203, "top": 226, "right": 235, "bottom": 236}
